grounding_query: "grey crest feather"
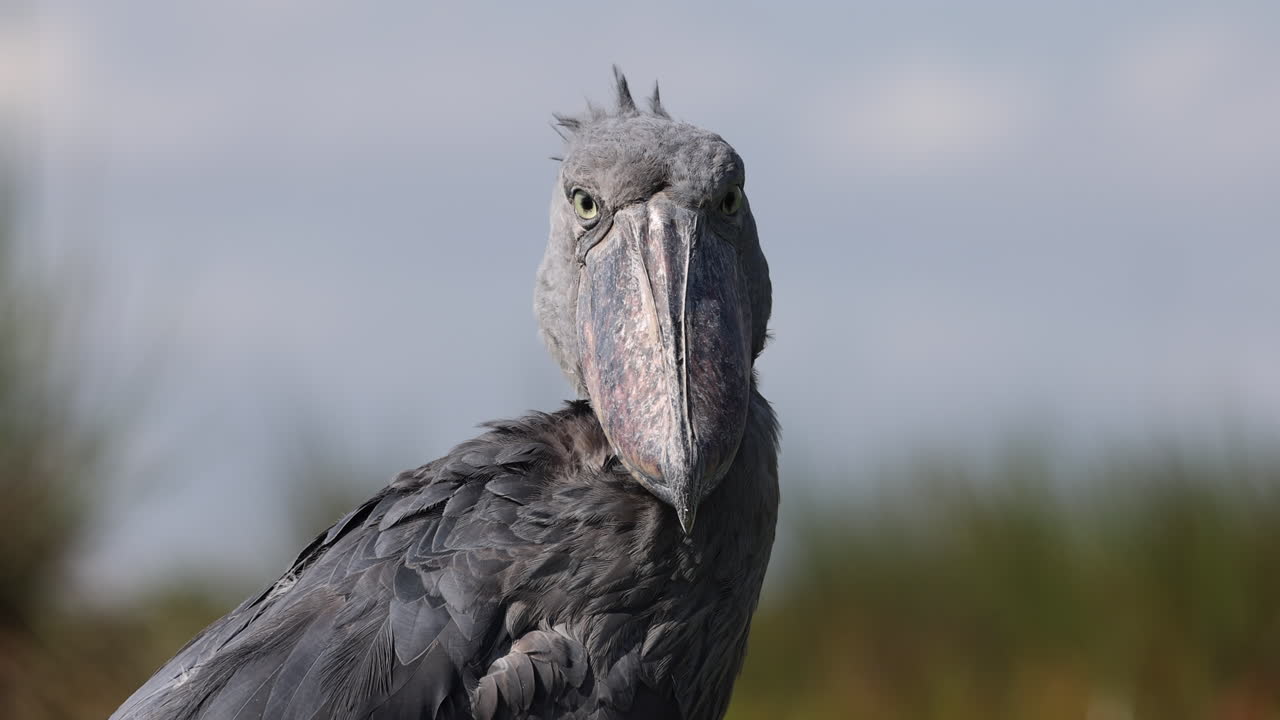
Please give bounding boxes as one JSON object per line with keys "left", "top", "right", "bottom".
{"left": 612, "top": 65, "right": 637, "bottom": 115}
{"left": 553, "top": 68, "right": 667, "bottom": 135}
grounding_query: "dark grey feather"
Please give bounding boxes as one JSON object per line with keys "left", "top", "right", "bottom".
{"left": 612, "top": 65, "right": 637, "bottom": 115}
{"left": 649, "top": 82, "right": 669, "bottom": 118}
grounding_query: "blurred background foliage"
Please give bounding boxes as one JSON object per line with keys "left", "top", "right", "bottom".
{"left": 729, "top": 447, "right": 1280, "bottom": 719}
{"left": 4, "top": 155, "right": 1280, "bottom": 718}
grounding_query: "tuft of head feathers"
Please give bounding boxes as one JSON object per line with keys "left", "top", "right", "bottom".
{"left": 649, "top": 82, "right": 669, "bottom": 118}
{"left": 553, "top": 66, "right": 669, "bottom": 134}
{"left": 613, "top": 66, "right": 637, "bottom": 114}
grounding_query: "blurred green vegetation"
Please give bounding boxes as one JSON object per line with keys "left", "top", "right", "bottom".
{"left": 5, "top": 165, "right": 1280, "bottom": 719}
{"left": 0, "top": 153, "right": 230, "bottom": 718}
{"left": 728, "top": 445, "right": 1280, "bottom": 720}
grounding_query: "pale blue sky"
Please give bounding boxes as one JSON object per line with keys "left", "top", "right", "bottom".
{"left": 6, "top": 1, "right": 1279, "bottom": 598}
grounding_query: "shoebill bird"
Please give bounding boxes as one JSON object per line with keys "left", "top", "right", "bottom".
{"left": 111, "top": 69, "right": 778, "bottom": 720}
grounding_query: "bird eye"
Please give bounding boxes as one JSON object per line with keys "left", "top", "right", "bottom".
{"left": 572, "top": 189, "right": 599, "bottom": 221}
{"left": 720, "top": 185, "right": 744, "bottom": 215}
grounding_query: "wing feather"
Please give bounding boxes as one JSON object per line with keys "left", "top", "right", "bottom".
{"left": 111, "top": 434, "right": 550, "bottom": 720}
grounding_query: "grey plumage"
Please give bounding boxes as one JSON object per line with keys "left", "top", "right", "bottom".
{"left": 112, "top": 70, "right": 778, "bottom": 720}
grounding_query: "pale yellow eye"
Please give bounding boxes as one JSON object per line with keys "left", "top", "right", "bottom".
{"left": 721, "top": 185, "right": 744, "bottom": 215}
{"left": 572, "top": 189, "right": 599, "bottom": 220}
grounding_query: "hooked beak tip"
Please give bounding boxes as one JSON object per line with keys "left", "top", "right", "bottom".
{"left": 676, "top": 503, "right": 696, "bottom": 536}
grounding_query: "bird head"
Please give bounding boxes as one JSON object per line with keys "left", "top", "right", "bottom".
{"left": 535, "top": 69, "right": 772, "bottom": 534}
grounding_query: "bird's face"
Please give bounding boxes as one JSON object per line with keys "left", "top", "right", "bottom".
{"left": 536, "top": 81, "right": 771, "bottom": 533}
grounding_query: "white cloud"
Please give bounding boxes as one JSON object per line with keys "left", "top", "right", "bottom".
{"left": 0, "top": 12, "right": 84, "bottom": 132}
{"left": 20, "top": 4, "right": 542, "bottom": 167}
{"left": 0, "top": 22, "right": 40, "bottom": 124}
{"left": 818, "top": 60, "right": 1035, "bottom": 177}
{"left": 807, "top": 15, "right": 1280, "bottom": 187}
{"left": 1100, "top": 16, "right": 1280, "bottom": 183}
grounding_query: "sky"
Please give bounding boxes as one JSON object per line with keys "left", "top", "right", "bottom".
{"left": 4, "top": 1, "right": 1279, "bottom": 599}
